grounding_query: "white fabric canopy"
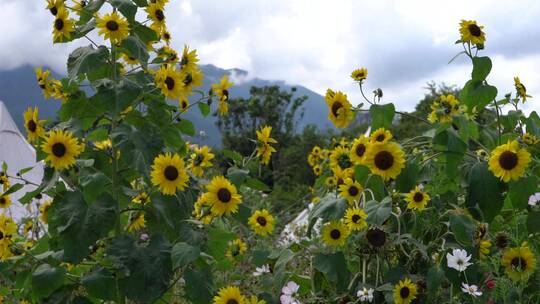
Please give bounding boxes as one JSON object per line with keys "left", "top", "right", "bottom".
{"left": 0, "top": 101, "right": 44, "bottom": 222}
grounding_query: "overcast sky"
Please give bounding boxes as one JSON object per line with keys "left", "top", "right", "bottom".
{"left": 1, "top": 0, "right": 539, "bottom": 112}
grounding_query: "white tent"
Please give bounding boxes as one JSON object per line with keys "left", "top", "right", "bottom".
{"left": 0, "top": 100, "right": 44, "bottom": 222}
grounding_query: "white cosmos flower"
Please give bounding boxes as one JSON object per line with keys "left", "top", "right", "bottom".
{"left": 461, "top": 283, "right": 482, "bottom": 297}
{"left": 280, "top": 281, "right": 300, "bottom": 304}
{"left": 528, "top": 192, "right": 540, "bottom": 206}
{"left": 356, "top": 287, "right": 374, "bottom": 302}
{"left": 253, "top": 264, "right": 271, "bottom": 276}
{"left": 446, "top": 249, "right": 472, "bottom": 272}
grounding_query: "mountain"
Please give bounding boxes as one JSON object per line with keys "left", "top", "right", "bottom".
{"left": 0, "top": 64, "right": 338, "bottom": 146}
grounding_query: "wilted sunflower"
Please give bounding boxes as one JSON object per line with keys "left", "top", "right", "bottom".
{"left": 52, "top": 7, "right": 75, "bottom": 42}
{"left": 132, "top": 192, "right": 150, "bottom": 205}
{"left": 329, "top": 146, "right": 353, "bottom": 171}
{"left": 0, "top": 195, "right": 11, "bottom": 209}
{"left": 366, "top": 227, "right": 387, "bottom": 248}
{"left": 96, "top": 12, "right": 130, "bottom": 44}
{"left": 522, "top": 133, "right": 539, "bottom": 145}
{"left": 146, "top": 3, "right": 166, "bottom": 32}
{"left": 428, "top": 94, "right": 462, "bottom": 123}
{"left": 393, "top": 278, "right": 418, "bottom": 304}
{"left": 127, "top": 213, "right": 146, "bottom": 232}
{"left": 189, "top": 145, "right": 215, "bottom": 177}
{"left": 343, "top": 207, "right": 367, "bottom": 231}
{"left": 225, "top": 238, "right": 247, "bottom": 260}
{"left": 351, "top": 68, "right": 368, "bottom": 82}
{"left": 39, "top": 200, "right": 53, "bottom": 224}
{"left": 459, "top": 20, "right": 486, "bottom": 46}
{"left": 256, "top": 126, "right": 278, "bottom": 165}
{"left": 213, "top": 286, "right": 246, "bottom": 304}
{"left": 46, "top": 0, "right": 64, "bottom": 16}
{"left": 151, "top": 153, "right": 189, "bottom": 195}
{"left": 179, "top": 67, "right": 204, "bottom": 97}
{"left": 155, "top": 65, "right": 184, "bottom": 99}
{"left": 370, "top": 128, "right": 393, "bottom": 143}
{"left": 212, "top": 75, "right": 234, "bottom": 115}
{"left": 206, "top": 176, "right": 242, "bottom": 216}
{"left": 488, "top": 140, "right": 530, "bottom": 182}
{"left": 248, "top": 209, "right": 275, "bottom": 236}
{"left": 325, "top": 90, "right": 354, "bottom": 128}
{"left": 514, "top": 76, "right": 532, "bottom": 102}
{"left": 321, "top": 221, "right": 350, "bottom": 247}
{"left": 41, "top": 130, "right": 84, "bottom": 170}
{"left": 23, "top": 107, "right": 45, "bottom": 142}
{"left": 501, "top": 244, "right": 537, "bottom": 282}
{"left": 0, "top": 214, "right": 17, "bottom": 260}
{"left": 364, "top": 142, "right": 405, "bottom": 180}
{"left": 180, "top": 45, "right": 200, "bottom": 72}
{"left": 404, "top": 186, "right": 430, "bottom": 211}
{"left": 339, "top": 178, "right": 363, "bottom": 204}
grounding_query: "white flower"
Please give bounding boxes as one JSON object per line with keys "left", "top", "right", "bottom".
{"left": 280, "top": 281, "right": 300, "bottom": 304}
{"left": 253, "top": 264, "right": 271, "bottom": 276}
{"left": 528, "top": 192, "right": 540, "bottom": 206}
{"left": 461, "top": 283, "right": 482, "bottom": 297}
{"left": 356, "top": 287, "right": 374, "bottom": 302}
{"left": 446, "top": 249, "right": 472, "bottom": 272}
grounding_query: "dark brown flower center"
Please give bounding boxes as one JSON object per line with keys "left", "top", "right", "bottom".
{"left": 163, "top": 32, "right": 171, "bottom": 40}
{"left": 352, "top": 214, "right": 361, "bottom": 223}
{"left": 400, "top": 287, "right": 410, "bottom": 298}
{"left": 106, "top": 20, "right": 119, "bottom": 31}
{"left": 27, "top": 120, "right": 37, "bottom": 132}
{"left": 256, "top": 216, "right": 267, "bottom": 226}
{"left": 348, "top": 186, "right": 359, "bottom": 197}
{"left": 52, "top": 143, "right": 66, "bottom": 157}
{"left": 155, "top": 9, "right": 165, "bottom": 21}
{"left": 511, "top": 257, "right": 527, "bottom": 271}
{"left": 376, "top": 134, "right": 385, "bottom": 142}
{"left": 50, "top": 6, "right": 58, "bottom": 16}
{"left": 0, "top": 197, "right": 5, "bottom": 206}
{"left": 366, "top": 228, "right": 386, "bottom": 247}
{"left": 164, "top": 76, "right": 175, "bottom": 90}
{"left": 181, "top": 100, "right": 188, "bottom": 109}
{"left": 413, "top": 192, "right": 424, "bottom": 203}
{"left": 331, "top": 102, "right": 343, "bottom": 117}
{"left": 330, "top": 229, "right": 341, "bottom": 240}
{"left": 498, "top": 151, "right": 518, "bottom": 170}
{"left": 221, "top": 89, "right": 229, "bottom": 101}
{"left": 374, "top": 151, "right": 394, "bottom": 170}
{"left": 468, "top": 24, "right": 482, "bottom": 37}
{"left": 337, "top": 154, "right": 352, "bottom": 169}
{"left": 183, "top": 73, "right": 193, "bottom": 86}
{"left": 54, "top": 18, "right": 64, "bottom": 31}
{"left": 0, "top": 231, "right": 3, "bottom": 239}
{"left": 355, "top": 144, "right": 366, "bottom": 158}
{"left": 163, "top": 165, "right": 179, "bottom": 181}
{"left": 217, "top": 188, "right": 232, "bottom": 203}
{"left": 227, "top": 300, "right": 239, "bottom": 304}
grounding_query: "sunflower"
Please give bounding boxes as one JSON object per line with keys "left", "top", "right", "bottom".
{"left": 312, "top": 164, "right": 322, "bottom": 176}
{"left": 514, "top": 77, "right": 532, "bottom": 102}
{"left": 476, "top": 149, "right": 489, "bottom": 161}
{"left": 39, "top": 200, "right": 53, "bottom": 224}
{"left": 404, "top": 186, "right": 430, "bottom": 211}
{"left": 192, "top": 193, "right": 214, "bottom": 225}
{"left": 212, "top": 75, "right": 234, "bottom": 116}
{"left": 479, "top": 239, "right": 491, "bottom": 260}
{"left": 522, "top": 133, "right": 539, "bottom": 145}
{"left": 0, "top": 174, "right": 9, "bottom": 192}
{"left": 364, "top": 142, "right": 405, "bottom": 180}
{"left": 96, "top": 12, "right": 130, "bottom": 44}
{"left": 325, "top": 176, "right": 337, "bottom": 188}
{"left": 94, "top": 139, "right": 112, "bottom": 150}
{"left": 350, "top": 135, "right": 369, "bottom": 164}
{"left": 459, "top": 20, "right": 486, "bottom": 46}
{"left": 333, "top": 167, "right": 353, "bottom": 186}
{"left": 180, "top": 45, "right": 200, "bottom": 72}
{"left": 329, "top": 146, "right": 353, "bottom": 171}
{"left": 311, "top": 146, "right": 321, "bottom": 156}
{"left": 127, "top": 213, "right": 146, "bottom": 232}
{"left": 325, "top": 90, "right": 354, "bottom": 128}
{"left": 161, "top": 30, "right": 172, "bottom": 44}
{"left": 0, "top": 214, "right": 17, "bottom": 260}
{"left": 393, "top": 278, "right": 418, "bottom": 304}
{"left": 339, "top": 178, "right": 363, "bottom": 204}
{"left": 0, "top": 194, "right": 11, "bottom": 209}
{"left": 35, "top": 67, "right": 54, "bottom": 99}
{"left": 206, "top": 176, "right": 242, "bottom": 216}
{"left": 121, "top": 53, "right": 139, "bottom": 65}
{"left": 155, "top": 65, "right": 184, "bottom": 99}
{"left": 146, "top": 3, "right": 166, "bottom": 32}
{"left": 179, "top": 67, "right": 204, "bottom": 97}
{"left": 72, "top": 0, "right": 87, "bottom": 15}
{"left": 351, "top": 68, "right": 368, "bottom": 82}
{"left": 132, "top": 192, "right": 150, "bottom": 205}
{"left": 159, "top": 45, "right": 179, "bottom": 63}
{"left": 225, "top": 239, "right": 248, "bottom": 260}
{"left": 189, "top": 145, "right": 215, "bottom": 177}
{"left": 488, "top": 140, "right": 531, "bottom": 182}
{"left": 179, "top": 97, "right": 189, "bottom": 112}
{"left": 213, "top": 286, "right": 246, "bottom": 304}
{"left": 370, "top": 128, "right": 393, "bottom": 143}
{"left": 46, "top": 0, "right": 64, "bottom": 16}
{"left": 52, "top": 7, "right": 75, "bottom": 43}
{"left": 41, "top": 130, "right": 84, "bottom": 170}
{"left": 321, "top": 221, "right": 350, "bottom": 247}
{"left": 150, "top": 153, "right": 189, "bottom": 195}
{"left": 256, "top": 126, "right": 278, "bottom": 165}
{"left": 366, "top": 227, "right": 387, "bottom": 248}
{"left": 248, "top": 209, "right": 275, "bottom": 236}
{"left": 343, "top": 207, "right": 367, "bottom": 231}
{"left": 247, "top": 295, "right": 265, "bottom": 304}
{"left": 501, "top": 244, "right": 537, "bottom": 282}
{"left": 428, "top": 94, "right": 462, "bottom": 123}
{"left": 23, "top": 107, "right": 45, "bottom": 142}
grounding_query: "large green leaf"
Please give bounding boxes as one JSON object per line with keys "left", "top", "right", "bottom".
{"left": 207, "top": 227, "right": 237, "bottom": 270}
{"left": 365, "top": 197, "right": 392, "bottom": 226}
{"left": 527, "top": 211, "right": 540, "bottom": 234}
{"left": 466, "top": 162, "right": 505, "bottom": 222}
{"left": 120, "top": 35, "right": 149, "bottom": 67}
{"left": 82, "top": 267, "right": 117, "bottom": 301}
{"left": 31, "top": 264, "right": 66, "bottom": 300}
{"left": 171, "top": 242, "right": 201, "bottom": 269}
{"left": 395, "top": 162, "right": 419, "bottom": 193}
{"left": 67, "top": 46, "right": 109, "bottom": 80}
{"left": 184, "top": 263, "right": 214, "bottom": 304}
{"left": 509, "top": 176, "right": 538, "bottom": 210}
{"left": 110, "top": 0, "right": 137, "bottom": 20}
{"left": 449, "top": 213, "right": 476, "bottom": 246}
{"left": 369, "top": 103, "right": 395, "bottom": 130}
{"left": 307, "top": 195, "right": 347, "bottom": 236}
{"left": 313, "top": 252, "right": 350, "bottom": 291}
{"left": 426, "top": 266, "right": 446, "bottom": 300}
{"left": 460, "top": 79, "right": 498, "bottom": 111}
{"left": 471, "top": 56, "right": 492, "bottom": 81}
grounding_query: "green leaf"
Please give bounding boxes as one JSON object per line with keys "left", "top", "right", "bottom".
{"left": 365, "top": 197, "right": 392, "bottom": 226}
{"left": 132, "top": 21, "right": 159, "bottom": 44}
{"left": 460, "top": 80, "right": 498, "bottom": 111}
{"left": 2, "top": 183, "right": 23, "bottom": 196}
{"left": 17, "top": 166, "right": 34, "bottom": 176}
{"left": 177, "top": 119, "right": 195, "bottom": 136}
{"left": 427, "top": 266, "right": 445, "bottom": 299}
{"left": 222, "top": 149, "right": 243, "bottom": 164}
{"left": 120, "top": 35, "right": 149, "bottom": 67}
{"left": 307, "top": 195, "right": 347, "bottom": 236}
{"left": 369, "top": 103, "right": 395, "bottom": 130}
{"left": 353, "top": 165, "right": 370, "bottom": 184}
{"left": 509, "top": 176, "right": 538, "bottom": 210}
{"left": 471, "top": 56, "right": 492, "bottom": 81}
{"left": 80, "top": 172, "right": 109, "bottom": 203}
{"left": 110, "top": 0, "right": 137, "bottom": 20}
{"left": 79, "top": 0, "right": 105, "bottom": 24}
{"left": 526, "top": 211, "right": 540, "bottom": 234}
{"left": 466, "top": 162, "right": 505, "bottom": 222}
{"left": 82, "top": 267, "right": 117, "bottom": 301}
{"left": 365, "top": 174, "right": 386, "bottom": 201}
{"left": 32, "top": 264, "right": 66, "bottom": 299}
{"left": 313, "top": 252, "right": 350, "bottom": 292}
{"left": 133, "top": 0, "right": 148, "bottom": 7}
{"left": 171, "top": 242, "right": 200, "bottom": 269}
{"left": 184, "top": 264, "right": 214, "bottom": 304}
{"left": 67, "top": 46, "right": 109, "bottom": 80}
{"left": 227, "top": 167, "right": 249, "bottom": 188}
{"left": 207, "top": 227, "right": 236, "bottom": 270}
{"left": 245, "top": 177, "right": 271, "bottom": 192}
{"left": 198, "top": 102, "right": 210, "bottom": 117}
{"left": 395, "top": 162, "right": 419, "bottom": 192}
{"left": 449, "top": 213, "right": 476, "bottom": 246}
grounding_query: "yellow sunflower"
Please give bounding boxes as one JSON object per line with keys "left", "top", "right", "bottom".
{"left": 35, "top": 67, "right": 54, "bottom": 99}
{"left": 96, "top": 12, "right": 130, "bottom": 44}
{"left": 351, "top": 68, "right": 368, "bottom": 82}
{"left": 180, "top": 45, "right": 200, "bottom": 72}
{"left": 350, "top": 135, "right": 369, "bottom": 164}
{"left": 155, "top": 65, "right": 184, "bottom": 99}
{"left": 404, "top": 186, "right": 430, "bottom": 211}
{"left": 23, "top": 107, "right": 45, "bottom": 142}
{"left": 146, "top": 3, "right": 166, "bottom": 32}
{"left": 364, "top": 142, "right": 406, "bottom": 181}
{"left": 213, "top": 75, "right": 234, "bottom": 115}
{"left": 329, "top": 146, "right": 353, "bottom": 171}
{"left": 325, "top": 176, "right": 337, "bottom": 188}
{"left": 159, "top": 45, "right": 179, "bottom": 63}
{"left": 428, "top": 94, "right": 462, "bottom": 123}
{"left": 39, "top": 200, "right": 53, "bottom": 224}
{"left": 311, "top": 146, "right": 322, "bottom": 157}
{"left": 72, "top": 0, "right": 87, "bottom": 15}
{"left": 501, "top": 244, "right": 537, "bottom": 282}
{"left": 127, "top": 213, "right": 146, "bottom": 232}
{"left": 312, "top": 164, "right": 322, "bottom": 176}
{"left": 459, "top": 20, "right": 486, "bottom": 46}
{"left": 206, "top": 176, "right": 242, "bottom": 216}
{"left": 256, "top": 126, "right": 278, "bottom": 165}
{"left": 0, "top": 214, "right": 17, "bottom": 261}
{"left": 192, "top": 193, "right": 214, "bottom": 225}
{"left": 41, "top": 130, "right": 84, "bottom": 170}
{"left": 343, "top": 207, "right": 368, "bottom": 231}
{"left": 321, "top": 221, "right": 350, "bottom": 247}
{"left": 333, "top": 167, "right": 354, "bottom": 186}
{"left": 179, "top": 97, "right": 189, "bottom": 113}
{"left": 247, "top": 295, "right": 266, "bottom": 304}
{"left": 0, "top": 174, "right": 9, "bottom": 192}
{"left": 522, "top": 133, "right": 539, "bottom": 145}
{"left": 189, "top": 145, "right": 215, "bottom": 177}
{"left": 325, "top": 90, "right": 354, "bottom": 128}
{"left": 514, "top": 77, "right": 532, "bottom": 102}
{"left": 213, "top": 286, "right": 246, "bottom": 304}
{"left": 179, "top": 67, "right": 204, "bottom": 97}
{"left": 132, "top": 192, "right": 150, "bottom": 205}
{"left": 46, "top": 0, "right": 64, "bottom": 16}
{"left": 161, "top": 30, "right": 172, "bottom": 44}
{"left": 488, "top": 140, "right": 531, "bottom": 182}
{"left": 248, "top": 209, "right": 275, "bottom": 236}
{"left": 121, "top": 53, "right": 139, "bottom": 65}
{"left": 52, "top": 7, "right": 75, "bottom": 43}
{"left": 150, "top": 153, "right": 189, "bottom": 195}
{"left": 479, "top": 239, "right": 491, "bottom": 260}
{"left": 225, "top": 238, "right": 248, "bottom": 260}
{"left": 339, "top": 178, "right": 363, "bottom": 204}
{"left": 0, "top": 194, "right": 11, "bottom": 209}
{"left": 370, "top": 128, "right": 393, "bottom": 143}
{"left": 393, "top": 278, "right": 418, "bottom": 304}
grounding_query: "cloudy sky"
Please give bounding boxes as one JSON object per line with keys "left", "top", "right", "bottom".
{"left": 1, "top": 0, "right": 539, "bottom": 112}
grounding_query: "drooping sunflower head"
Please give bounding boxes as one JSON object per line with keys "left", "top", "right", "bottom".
{"left": 366, "top": 227, "right": 387, "bottom": 248}
{"left": 146, "top": 3, "right": 166, "bottom": 32}
{"left": 479, "top": 239, "right": 492, "bottom": 260}
{"left": 330, "top": 146, "right": 353, "bottom": 171}
{"left": 404, "top": 186, "right": 430, "bottom": 211}
{"left": 514, "top": 76, "right": 532, "bottom": 102}
{"left": 338, "top": 178, "right": 363, "bottom": 204}
{"left": 127, "top": 213, "right": 146, "bottom": 232}
{"left": 0, "top": 195, "right": 12, "bottom": 209}
{"left": 393, "top": 278, "right": 418, "bottom": 304}
{"left": 326, "top": 91, "right": 354, "bottom": 128}
{"left": 41, "top": 130, "right": 84, "bottom": 170}
{"left": 488, "top": 140, "right": 531, "bottom": 182}
{"left": 180, "top": 67, "right": 204, "bottom": 96}
{"left": 155, "top": 65, "right": 184, "bottom": 99}
{"left": 364, "top": 142, "right": 406, "bottom": 181}
{"left": 225, "top": 238, "right": 248, "bottom": 260}
{"left": 189, "top": 145, "right": 215, "bottom": 177}
{"left": 522, "top": 133, "right": 539, "bottom": 145}
{"left": 501, "top": 244, "right": 537, "bottom": 282}
{"left": 39, "top": 200, "right": 53, "bottom": 224}
{"left": 212, "top": 286, "right": 246, "bottom": 304}
{"left": 150, "top": 153, "right": 189, "bottom": 195}
{"left": 96, "top": 12, "right": 130, "bottom": 44}
{"left": 248, "top": 209, "right": 275, "bottom": 236}
{"left": 370, "top": 128, "right": 393, "bottom": 144}
{"left": 321, "top": 221, "right": 350, "bottom": 247}
{"left": 206, "top": 176, "right": 242, "bottom": 216}
{"left": 459, "top": 20, "right": 486, "bottom": 46}
{"left": 351, "top": 68, "right": 368, "bottom": 82}
{"left": 344, "top": 207, "right": 367, "bottom": 231}
{"left": 23, "top": 107, "right": 45, "bottom": 142}
{"left": 52, "top": 7, "right": 75, "bottom": 42}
